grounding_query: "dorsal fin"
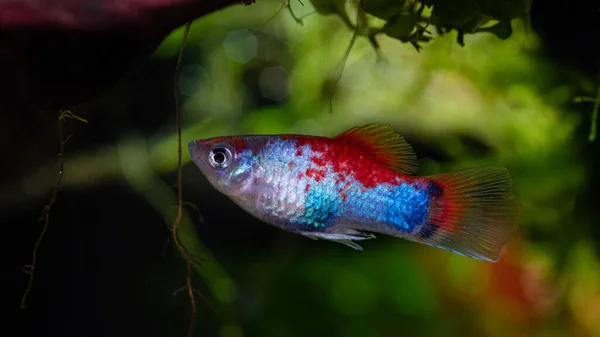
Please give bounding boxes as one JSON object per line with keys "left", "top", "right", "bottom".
{"left": 334, "top": 123, "right": 419, "bottom": 175}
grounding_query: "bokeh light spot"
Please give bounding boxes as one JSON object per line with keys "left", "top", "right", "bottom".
{"left": 258, "top": 66, "right": 290, "bottom": 101}
{"left": 223, "top": 29, "right": 258, "bottom": 64}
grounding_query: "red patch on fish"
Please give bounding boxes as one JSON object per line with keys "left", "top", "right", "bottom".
{"left": 305, "top": 168, "right": 326, "bottom": 182}
{"left": 232, "top": 136, "right": 245, "bottom": 148}
{"left": 294, "top": 136, "right": 403, "bottom": 188}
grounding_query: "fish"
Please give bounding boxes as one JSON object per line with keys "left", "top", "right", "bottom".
{"left": 188, "top": 123, "right": 519, "bottom": 262}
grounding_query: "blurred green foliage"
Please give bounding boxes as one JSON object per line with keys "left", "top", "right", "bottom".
{"left": 309, "top": 0, "right": 531, "bottom": 49}
{"left": 55, "top": 0, "right": 598, "bottom": 336}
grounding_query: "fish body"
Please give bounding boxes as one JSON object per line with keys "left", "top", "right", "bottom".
{"left": 189, "top": 124, "right": 519, "bottom": 262}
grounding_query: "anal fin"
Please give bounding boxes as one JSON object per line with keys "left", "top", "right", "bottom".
{"left": 300, "top": 229, "right": 376, "bottom": 251}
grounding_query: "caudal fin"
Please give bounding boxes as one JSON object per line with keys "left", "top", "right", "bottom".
{"left": 417, "top": 166, "right": 520, "bottom": 262}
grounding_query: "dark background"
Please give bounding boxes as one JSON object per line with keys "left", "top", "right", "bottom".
{"left": 2, "top": 0, "right": 600, "bottom": 336}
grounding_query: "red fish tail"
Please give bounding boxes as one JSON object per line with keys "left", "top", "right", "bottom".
{"left": 417, "top": 166, "right": 520, "bottom": 262}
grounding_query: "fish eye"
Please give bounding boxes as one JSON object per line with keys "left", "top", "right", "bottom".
{"left": 208, "top": 147, "right": 233, "bottom": 169}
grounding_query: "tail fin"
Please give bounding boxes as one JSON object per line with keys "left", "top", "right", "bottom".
{"left": 417, "top": 166, "right": 520, "bottom": 262}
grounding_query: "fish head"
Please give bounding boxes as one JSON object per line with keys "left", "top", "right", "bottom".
{"left": 188, "top": 135, "right": 264, "bottom": 197}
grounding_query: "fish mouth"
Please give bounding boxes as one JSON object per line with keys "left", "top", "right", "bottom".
{"left": 187, "top": 140, "right": 196, "bottom": 157}
{"left": 188, "top": 139, "right": 210, "bottom": 162}
{"left": 188, "top": 139, "right": 204, "bottom": 154}
{"left": 188, "top": 139, "right": 212, "bottom": 178}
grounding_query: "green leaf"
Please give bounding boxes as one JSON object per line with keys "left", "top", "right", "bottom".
{"left": 362, "top": 0, "right": 406, "bottom": 20}
{"left": 476, "top": 20, "right": 513, "bottom": 39}
{"left": 482, "top": 0, "right": 531, "bottom": 21}
{"left": 309, "top": 0, "right": 347, "bottom": 15}
{"left": 427, "top": 0, "right": 483, "bottom": 27}
{"left": 383, "top": 13, "right": 417, "bottom": 40}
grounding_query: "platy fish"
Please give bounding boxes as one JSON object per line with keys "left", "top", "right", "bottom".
{"left": 189, "top": 124, "right": 519, "bottom": 262}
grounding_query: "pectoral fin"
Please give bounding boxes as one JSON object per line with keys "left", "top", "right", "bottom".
{"left": 252, "top": 182, "right": 279, "bottom": 210}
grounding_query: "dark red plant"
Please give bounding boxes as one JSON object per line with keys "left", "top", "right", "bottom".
{"left": 0, "top": 0, "right": 245, "bottom": 113}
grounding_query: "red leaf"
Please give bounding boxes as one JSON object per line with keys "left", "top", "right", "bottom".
{"left": 0, "top": 0, "right": 235, "bottom": 29}
{"left": 0, "top": 0, "right": 243, "bottom": 112}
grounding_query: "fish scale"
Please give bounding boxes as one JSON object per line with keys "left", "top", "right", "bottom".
{"left": 253, "top": 140, "right": 310, "bottom": 227}
{"left": 257, "top": 139, "right": 341, "bottom": 230}
{"left": 189, "top": 123, "right": 519, "bottom": 262}
{"left": 249, "top": 137, "right": 431, "bottom": 233}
